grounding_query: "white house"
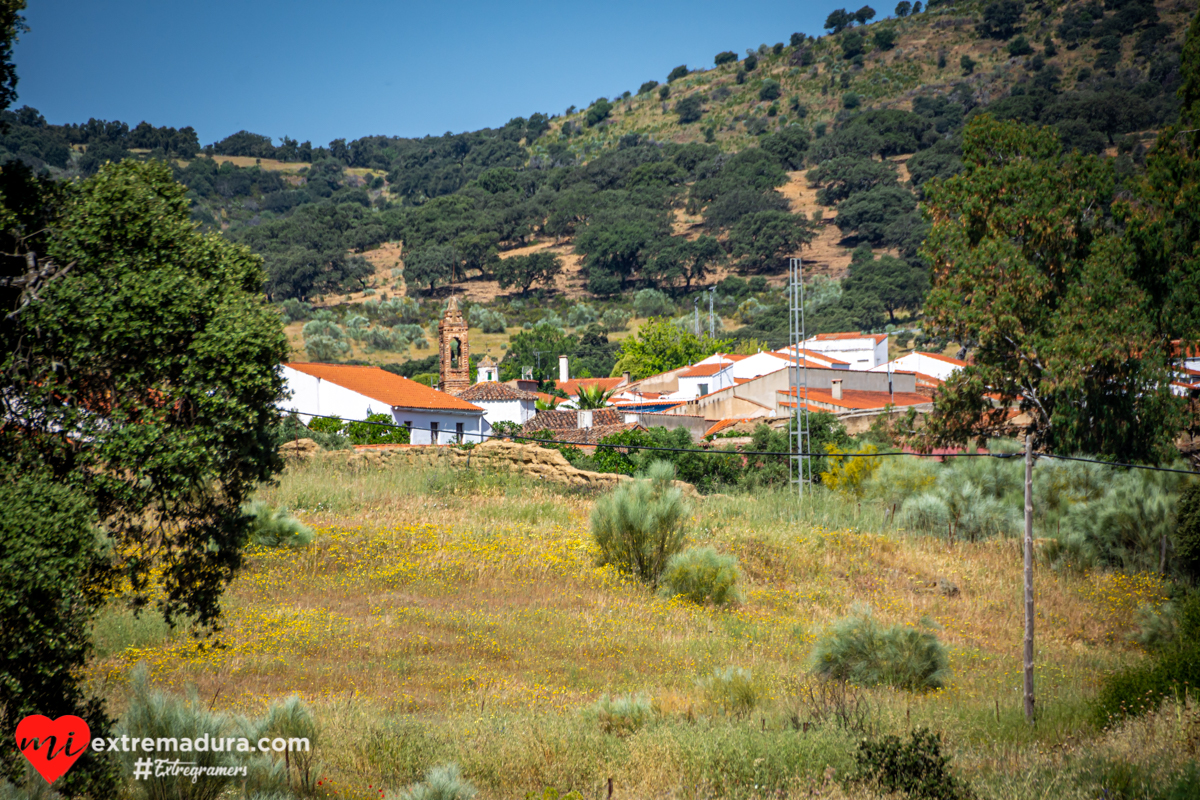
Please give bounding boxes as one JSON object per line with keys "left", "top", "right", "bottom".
{"left": 675, "top": 359, "right": 737, "bottom": 399}
{"left": 455, "top": 381, "right": 538, "bottom": 427}
{"left": 476, "top": 355, "right": 499, "bottom": 383}
{"left": 869, "top": 351, "right": 966, "bottom": 382}
{"left": 800, "top": 332, "right": 889, "bottom": 370}
{"left": 771, "top": 346, "right": 852, "bottom": 370}
{"left": 280, "top": 362, "right": 485, "bottom": 445}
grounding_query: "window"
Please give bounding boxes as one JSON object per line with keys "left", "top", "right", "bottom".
{"left": 455, "top": 422, "right": 464, "bottom": 443}
{"left": 698, "top": 383, "right": 708, "bottom": 396}
{"left": 430, "top": 421, "right": 438, "bottom": 443}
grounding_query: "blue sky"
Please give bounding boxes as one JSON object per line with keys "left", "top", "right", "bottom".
{"left": 15, "top": 0, "right": 851, "bottom": 146}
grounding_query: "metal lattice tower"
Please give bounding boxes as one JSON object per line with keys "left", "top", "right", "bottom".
{"left": 788, "top": 257, "right": 812, "bottom": 496}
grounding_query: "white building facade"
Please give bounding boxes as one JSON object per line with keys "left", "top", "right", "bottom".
{"left": 801, "top": 333, "right": 889, "bottom": 370}
{"left": 280, "top": 363, "right": 486, "bottom": 444}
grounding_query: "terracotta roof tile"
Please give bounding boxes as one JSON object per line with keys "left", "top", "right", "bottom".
{"left": 538, "top": 422, "right": 645, "bottom": 446}
{"left": 520, "top": 407, "right": 624, "bottom": 432}
{"left": 680, "top": 362, "right": 731, "bottom": 377}
{"left": 456, "top": 382, "right": 537, "bottom": 402}
{"left": 285, "top": 363, "right": 483, "bottom": 413}
{"left": 913, "top": 351, "right": 967, "bottom": 366}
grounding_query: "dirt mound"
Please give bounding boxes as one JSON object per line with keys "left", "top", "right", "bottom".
{"left": 289, "top": 438, "right": 701, "bottom": 498}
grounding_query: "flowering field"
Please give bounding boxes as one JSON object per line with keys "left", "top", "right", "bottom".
{"left": 89, "top": 459, "right": 1191, "bottom": 799}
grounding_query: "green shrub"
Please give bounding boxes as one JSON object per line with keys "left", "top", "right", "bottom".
{"left": 244, "top": 501, "right": 315, "bottom": 548}
{"left": 121, "top": 670, "right": 252, "bottom": 800}
{"left": 590, "top": 460, "right": 689, "bottom": 588}
{"left": 251, "top": 695, "right": 323, "bottom": 794}
{"left": 697, "top": 666, "right": 758, "bottom": 717}
{"left": 565, "top": 303, "right": 598, "bottom": 328}
{"left": 849, "top": 728, "right": 971, "bottom": 800}
{"left": 759, "top": 79, "right": 782, "bottom": 102}
{"left": 632, "top": 288, "right": 672, "bottom": 318}
{"left": 1177, "top": 482, "right": 1200, "bottom": 581}
{"left": 667, "top": 64, "right": 689, "bottom": 82}
{"left": 599, "top": 308, "right": 630, "bottom": 332}
{"left": 1093, "top": 590, "right": 1200, "bottom": 725}
{"left": 811, "top": 610, "right": 950, "bottom": 692}
{"left": 658, "top": 547, "right": 743, "bottom": 606}
{"left": 393, "top": 763, "right": 477, "bottom": 800}
{"left": 588, "top": 693, "right": 653, "bottom": 735}
{"left": 468, "top": 305, "right": 507, "bottom": 333}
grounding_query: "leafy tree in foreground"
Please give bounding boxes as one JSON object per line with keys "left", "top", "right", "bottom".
{"left": 1, "top": 160, "right": 287, "bottom": 789}
{"left": 921, "top": 115, "right": 1182, "bottom": 460}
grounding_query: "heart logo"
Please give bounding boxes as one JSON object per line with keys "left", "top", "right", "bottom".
{"left": 15, "top": 715, "right": 91, "bottom": 784}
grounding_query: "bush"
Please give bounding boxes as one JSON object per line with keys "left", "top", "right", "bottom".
{"left": 590, "top": 460, "right": 689, "bottom": 587}
{"left": 744, "top": 53, "right": 758, "bottom": 71}
{"left": 843, "top": 92, "right": 862, "bottom": 110}
{"left": 715, "top": 50, "right": 738, "bottom": 66}
{"left": 1177, "top": 482, "right": 1200, "bottom": 581}
{"left": 244, "top": 501, "right": 315, "bottom": 548}
{"left": 676, "top": 95, "right": 704, "bottom": 124}
{"left": 589, "top": 693, "right": 653, "bottom": 735}
{"left": 565, "top": 303, "right": 598, "bottom": 328}
{"left": 874, "top": 28, "right": 897, "bottom": 51}
{"left": 697, "top": 666, "right": 758, "bottom": 717}
{"left": 667, "top": 65, "right": 689, "bottom": 82}
{"left": 599, "top": 308, "right": 631, "bottom": 332}
{"left": 251, "top": 695, "right": 323, "bottom": 794}
{"left": 305, "top": 334, "right": 349, "bottom": 362}
{"left": 658, "top": 85, "right": 671, "bottom": 101}
{"left": 1093, "top": 591, "right": 1200, "bottom": 725}
{"left": 638, "top": 80, "right": 659, "bottom": 95}
{"left": 1007, "top": 34, "right": 1033, "bottom": 57}
{"left": 468, "top": 305, "right": 507, "bottom": 333}
{"left": 850, "top": 728, "right": 971, "bottom": 800}
{"left": 659, "top": 546, "right": 743, "bottom": 606}
{"left": 758, "top": 79, "right": 782, "bottom": 102}
{"left": 960, "top": 55, "right": 976, "bottom": 76}
{"left": 121, "top": 670, "right": 250, "bottom": 800}
{"left": 633, "top": 287, "right": 673, "bottom": 318}
{"left": 811, "top": 609, "right": 950, "bottom": 691}
{"left": 393, "top": 763, "right": 477, "bottom": 800}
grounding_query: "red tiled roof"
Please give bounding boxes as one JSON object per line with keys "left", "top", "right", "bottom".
{"left": 546, "top": 422, "right": 646, "bottom": 446}
{"left": 812, "top": 332, "right": 887, "bottom": 344}
{"left": 913, "top": 351, "right": 967, "bottom": 366}
{"left": 778, "top": 386, "right": 929, "bottom": 411}
{"left": 556, "top": 377, "right": 625, "bottom": 396}
{"left": 680, "top": 362, "right": 731, "bottom": 377}
{"left": 772, "top": 346, "right": 852, "bottom": 366}
{"left": 456, "top": 382, "right": 537, "bottom": 402}
{"left": 520, "top": 407, "right": 624, "bottom": 432}
{"left": 703, "top": 417, "right": 757, "bottom": 437}
{"left": 285, "top": 363, "right": 483, "bottom": 412}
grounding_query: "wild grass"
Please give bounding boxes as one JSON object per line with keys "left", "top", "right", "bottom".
{"left": 84, "top": 457, "right": 1182, "bottom": 799}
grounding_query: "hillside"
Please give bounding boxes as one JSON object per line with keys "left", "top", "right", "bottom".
{"left": 1, "top": 0, "right": 1193, "bottom": 376}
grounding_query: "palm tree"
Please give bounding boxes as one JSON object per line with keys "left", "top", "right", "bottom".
{"left": 576, "top": 383, "right": 616, "bottom": 409}
{"left": 535, "top": 396, "right": 562, "bottom": 411}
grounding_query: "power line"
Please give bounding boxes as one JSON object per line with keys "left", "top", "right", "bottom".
{"left": 285, "top": 410, "right": 1199, "bottom": 474}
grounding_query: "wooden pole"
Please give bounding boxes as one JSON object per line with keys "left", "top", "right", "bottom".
{"left": 1023, "top": 433, "right": 1036, "bottom": 725}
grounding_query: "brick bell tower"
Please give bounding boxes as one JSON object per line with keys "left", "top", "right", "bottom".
{"left": 438, "top": 297, "right": 470, "bottom": 394}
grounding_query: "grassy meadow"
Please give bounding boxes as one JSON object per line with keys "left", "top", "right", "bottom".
{"left": 87, "top": 458, "right": 1197, "bottom": 799}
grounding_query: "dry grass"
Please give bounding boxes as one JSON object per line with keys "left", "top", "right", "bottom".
{"left": 82, "top": 458, "right": 1189, "bottom": 799}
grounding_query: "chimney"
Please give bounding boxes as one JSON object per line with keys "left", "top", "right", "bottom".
{"left": 577, "top": 409, "right": 593, "bottom": 429}
{"left": 559, "top": 354, "right": 569, "bottom": 383}
{"left": 622, "top": 371, "right": 631, "bottom": 384}
{"left": 831, "top": 379, "right": 843, "bottom": 401}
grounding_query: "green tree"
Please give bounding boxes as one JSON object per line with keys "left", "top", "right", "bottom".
{"left": 826, "top": 8, "right": 853, "bottom": 33}
{"left": 1, "top": 160, "right": 286, "bottom": 789}
{"left": 921, "top": 114, "right": 1181, "bottom": 460}
{"left": 676, "top": 95, "right": 704, "bottom": 124}
{"left": 610, "top": 317, "right": 733, "bottom": 379}
{"left": 667, "top": 65, "right": 689, "bottom": 82}
{"left": 639, "top": 80, "right": 659, "bottom": 95}
{"left": 960, "top": 54, "right": 976, "bottom": 75}
{"left": 729, "top": 209, "right": 818, "bottom": 272}
{"left": 854, "top": 5, "right": 876, "bottom": 25}
{"left": 715, "top": 51, "right": 738, "bottom": 66}
{"left": 585, "top": 98, "right": 613, "bottom": 127}
{"left": 502, "top": 322, "right": 577, "bottom": 382}
{"left": 895, "top": 1, "right": 912, "bottom": 17}
{"left": 759, "top": 79, "right": 782, "bottom": 102}
{"left": 494, "top": 251, "right": 563, "bottom": 295}
{"left": 874, "top": 28, "right": 898, "bottom": 51}
{"left": 404, "top": 243, "right": 459, "bottom": 292}
{"left": 1007, "top": 34, "right": 1033, "bottom": 56}
{"left": 834, "top": 183, "right": 917, "bottom": 243}
{"left": 842, "top": 247, "right": 929, "bottom": 323}
{"left": 575, "top": 383, "right": 617, "bottom": 409}
{"left": 978, "top": 0, "right": 1024, "bottom": 40}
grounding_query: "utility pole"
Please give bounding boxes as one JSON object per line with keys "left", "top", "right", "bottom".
{"left": 1023, "top": 433, "right": 1036, "bottom": 726}
{"left": 694, "top": 298, "right": 699, "bottom": 336}
{"left": 708, "top": 287, "right": 715, "bottom": 338}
